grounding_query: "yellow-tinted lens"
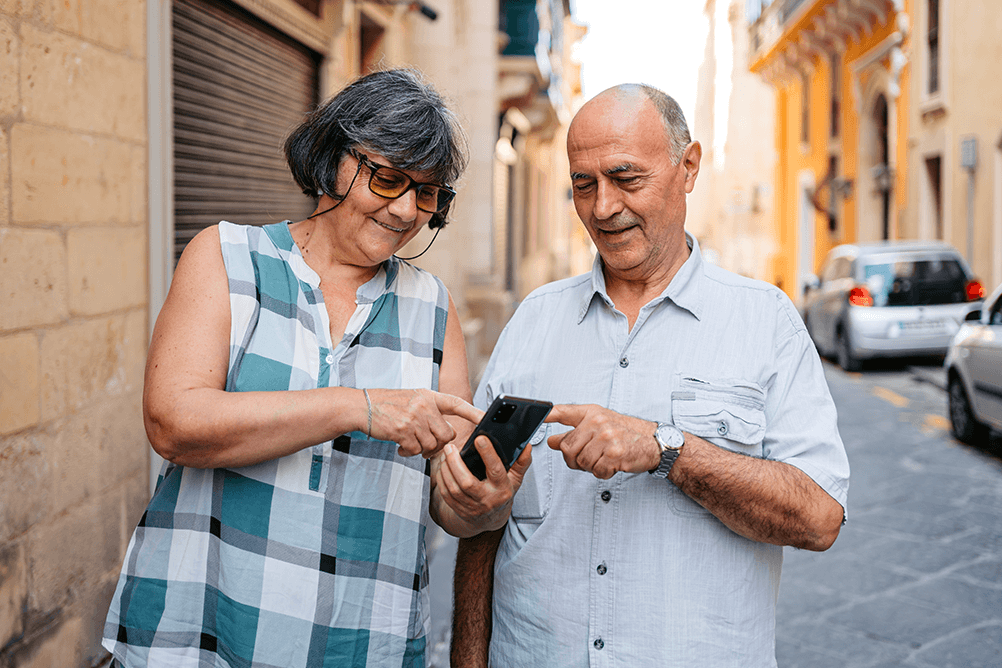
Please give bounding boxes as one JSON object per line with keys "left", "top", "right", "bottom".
{"left": 369, "top": 167, "right": 409, "bottom": 197}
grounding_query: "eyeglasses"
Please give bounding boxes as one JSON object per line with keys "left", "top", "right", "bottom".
{"left": 349, "top": 149, "right": 456, "bottom": 214}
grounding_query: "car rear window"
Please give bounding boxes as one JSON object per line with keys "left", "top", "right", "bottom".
{"left": 861, "top": 257, "right": 968, "bottom": 306}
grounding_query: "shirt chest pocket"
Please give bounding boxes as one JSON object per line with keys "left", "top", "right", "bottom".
{"left": 671, "top": 376, "right": 766, "bottom": 458}
{"left": 510, "top": 424, "right": 552, "bottom": 522}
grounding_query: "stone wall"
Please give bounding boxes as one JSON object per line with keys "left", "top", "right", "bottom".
{"left": 0, "top": 2, "right": 150, "bottom": 666}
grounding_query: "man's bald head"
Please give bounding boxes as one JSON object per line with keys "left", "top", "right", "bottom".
{"left": 575, "top": 84, "right": 691, "bottom": 165}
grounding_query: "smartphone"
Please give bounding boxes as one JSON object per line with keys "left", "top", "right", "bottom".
{"left": 459, "top": 395, "right": 553, "bottom": 480}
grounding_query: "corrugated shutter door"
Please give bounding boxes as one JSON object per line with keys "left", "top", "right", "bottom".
{"left": 173, "top": 0, "right": 320, "bottom": 263}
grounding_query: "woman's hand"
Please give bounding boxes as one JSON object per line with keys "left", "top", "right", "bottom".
{"left": 367, "top": 388, "right": 484, "bottom": 458}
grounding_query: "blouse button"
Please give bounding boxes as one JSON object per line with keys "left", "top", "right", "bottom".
{"left": 600, "top": 490, "right": 612, "bottom": 502}
{"left": 325, "top": 354, "right": 334, "bottom": 365}
{"left": 717, "top": 421, "right": 728, "bottom": 436}
{"left": 619, "top": 357, "right": 629, "bottom": 368}
{"left": 597, "top": 562, "right": 607, "bottom": 575}
{"left": 594, "top": 638, "right": 604, "bottom": 650}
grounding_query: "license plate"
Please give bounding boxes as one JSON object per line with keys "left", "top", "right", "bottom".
{"left": 899, "top": 319, "right": 943, "bottom": 332}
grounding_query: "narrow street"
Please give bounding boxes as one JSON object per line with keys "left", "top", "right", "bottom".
{"left": 777, "top": 359, "right": 1002, "bottom": 668}
{"left": 426, "top": 358, "right": 1002, "bottom": 667}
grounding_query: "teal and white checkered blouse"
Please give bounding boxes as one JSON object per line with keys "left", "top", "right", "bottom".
{"left": 103, "top": 221, "right": 449, "bottom": 667}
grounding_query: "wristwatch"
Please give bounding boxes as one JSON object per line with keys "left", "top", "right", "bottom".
{"left": 649, "top": 422, "right": 685, "bottom": 479}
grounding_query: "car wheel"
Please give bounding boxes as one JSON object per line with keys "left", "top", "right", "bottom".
{"left": 948, "top": 375, "right": 989, "bottom": 444}
{"left": 836, "top": 326, "right": 861, "bottom": 372}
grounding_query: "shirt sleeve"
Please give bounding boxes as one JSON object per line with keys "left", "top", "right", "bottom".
{"left": 762, "top": 302, "right": 850, "bottom": 517}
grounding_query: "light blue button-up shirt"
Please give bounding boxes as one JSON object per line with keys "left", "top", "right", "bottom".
{"left": 475, "top": 235, "right": 849, "bottom": 668}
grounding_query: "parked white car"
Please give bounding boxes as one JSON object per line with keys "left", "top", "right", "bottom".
{"left": 946, "top": 283, "right": 1002, "bottom": 443}
{"left": 803, "top": 241, "right": 984, "bottom": 371}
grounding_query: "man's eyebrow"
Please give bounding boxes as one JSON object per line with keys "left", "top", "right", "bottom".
{"left": 570, "top": 163, "right": 638, "bottom": 180}
{"left": 605, "top": 163, "right": 637, "bottom": 175}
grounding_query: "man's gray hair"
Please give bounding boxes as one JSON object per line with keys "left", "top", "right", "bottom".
{"left": 627, "top": 83, "right": 691, "bottom": 164}
{"left": 285, "top": 68, "right": 468, "bottom": 227}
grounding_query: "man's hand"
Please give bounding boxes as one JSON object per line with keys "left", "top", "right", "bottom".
{"left": 432, "top": 435, "right": 532, "bottom": 537}
{"left": 545, "top": 403, "right": 659, "bottom": 479}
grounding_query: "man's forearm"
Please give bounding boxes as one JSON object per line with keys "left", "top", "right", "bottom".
{"left": 669, "top": 433, "right": 844, "bottom": 551}
{"left": 451, "top": 528, "right": 504, "bottom": 668}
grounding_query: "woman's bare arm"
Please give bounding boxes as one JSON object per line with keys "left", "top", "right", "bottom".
{"left": 144, "top": 226, "right": 478, "bottom": 469}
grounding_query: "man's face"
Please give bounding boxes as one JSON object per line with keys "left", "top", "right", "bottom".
{"left": 567, "top": 94, "right": 700, "bottom": 283}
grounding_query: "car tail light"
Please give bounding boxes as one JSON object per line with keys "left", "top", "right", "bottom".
{"left": 965, "top": 279, "right": 985, "bottom": 301}
{"left": 848, "top": 286, "right": 873, "bottom": 307}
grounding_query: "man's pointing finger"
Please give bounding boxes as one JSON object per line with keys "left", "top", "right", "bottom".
{"left": 544, "top": 403, "right": 588, "bottom": 427}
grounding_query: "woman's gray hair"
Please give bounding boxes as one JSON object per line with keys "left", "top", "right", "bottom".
{"left": 285, "top": 68, "right": 468, "bottom": 228}
{"left": 630, "top": 84, "right": 691, "bottom": 164}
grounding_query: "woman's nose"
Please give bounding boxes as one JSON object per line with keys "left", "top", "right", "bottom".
{"left": 386, "top": 187, "right": 419, "bottom": 222}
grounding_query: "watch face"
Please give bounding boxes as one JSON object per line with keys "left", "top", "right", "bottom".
{"left": 656, "top": 423, "right": 684, "bottom": 451}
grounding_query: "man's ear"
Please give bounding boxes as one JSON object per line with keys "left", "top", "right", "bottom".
{"left": 682, "top": 140, "right": 701, "bottom": 194}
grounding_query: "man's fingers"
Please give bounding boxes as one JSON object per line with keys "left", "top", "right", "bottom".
{"left": 507, "top": 442, "right": 532, "bottom": 479}
{"left": 544, "top": 403, "right": 588, "bottom": 427}
{"left": 547, "top": 432, "right": 567, "bottom": 450}
{"left": 475, "top": 435, "right": 508, "bottom": 481}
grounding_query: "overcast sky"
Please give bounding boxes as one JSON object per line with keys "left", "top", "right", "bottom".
{"left": 572, "top": 0, "right": 731, "bottom": 164}
{"left": 572, "top": 0, "right": 710, "bottom": 124}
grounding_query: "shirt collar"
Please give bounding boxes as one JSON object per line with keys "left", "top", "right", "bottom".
{"left": 578, "top": 231, "right": 706, "bottom": 324}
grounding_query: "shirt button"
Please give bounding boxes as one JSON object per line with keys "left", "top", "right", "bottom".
{"left": 594, "top": 638, "right": 604, "bottom": 650}
{"left": 717, "top": 421, "right": 728, "bottom": 436}
{"left": 597, "top": 562, "right": 607, "bottom": 575}
{"left": 600, "top": 490, "right": 611, "bottom": 502}
{"left": 325, "top": 354, "right": 334, "bottom": 364}
{"left": 619, "top": 357, "right": 629, "bottom": 368}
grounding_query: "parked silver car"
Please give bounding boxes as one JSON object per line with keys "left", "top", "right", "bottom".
{"left": 803, "top": 241, "right": 984, "bottom": 371}
{"left": 946, "top": 282, "right": 1002, "bottom": 443}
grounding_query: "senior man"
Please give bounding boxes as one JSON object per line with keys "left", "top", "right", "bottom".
{"left": 441, "top": 84, "right": 850, "bottom": 667}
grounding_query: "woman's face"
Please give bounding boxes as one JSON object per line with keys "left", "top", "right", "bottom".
{"left": 328, "top": 150, "right": 439, "bottom": 266}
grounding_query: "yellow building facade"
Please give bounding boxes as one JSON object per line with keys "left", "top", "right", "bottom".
{"left": 749, "top": 0, "right": 912, "bottom": 304}
{"left": 901, "top": 0, "right": 1002, "bottom": 292}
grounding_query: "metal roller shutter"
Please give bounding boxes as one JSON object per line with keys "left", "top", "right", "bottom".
{"left": 173, "top": 0, "right": 320, "bottom": 263}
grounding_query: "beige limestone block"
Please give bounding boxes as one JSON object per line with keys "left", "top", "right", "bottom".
{"left": 0, "top": 20, "right": 17, "bottom": 117}
{"left": 0, "top": 541, "right": 26, "bottom": 646}
{"left": 0, "top": 332, "right": 40, "bottom": 434}
{"left": 11, "top": 124, "right": 133, "bottom": 224}
{"left": 129, "top": 143, "right": 147, "bottom": 225}
{"left": 0, "top": 128, "right": 8, "bottom": 225}
{"left": 47, "top": 392, "right": 145, "bottom": 516}
{"left": 16, "top": 616, "right": 85, "bottom": 668}
{"left": 0, "top": 227, "right": 69, "bottom": 331}
{"left": 0, "top": 428, "right": 53, "bottom": 542}
{"left": 39, "top": 0, "right": 145, "bottom": 57}
{"left": 40, "top": 314, "right": 141, "bottom": 418}
{"left": 20, "top": 24, "right": 144, "bottom": 141}
{"left": 120, "top": 464, "right": 149, "bottom": 543}
{"left": 27, "top": 491, "right": 121, "bottom": 616}
{"left": 67, "top": 226, "right": 146, "bottom": 314}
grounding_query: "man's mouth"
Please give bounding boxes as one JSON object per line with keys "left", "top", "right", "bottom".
{"left": 598, "top": 224, "right": 637, "bottom": 236}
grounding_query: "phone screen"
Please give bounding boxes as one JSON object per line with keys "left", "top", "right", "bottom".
{"left": 459, "top": 395, "right": 552, "bottom": 480}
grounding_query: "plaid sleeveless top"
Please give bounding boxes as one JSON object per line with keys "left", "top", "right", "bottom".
{"left": 104, "top": 221, "right": 449, "bottom": 667}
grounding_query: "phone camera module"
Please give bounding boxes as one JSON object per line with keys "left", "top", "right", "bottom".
{"left": 492, "top": 402, "right": 517, "bottom": 423}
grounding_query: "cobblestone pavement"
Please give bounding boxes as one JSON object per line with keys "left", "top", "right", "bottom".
{"left": 777, "top": 360, "right": 1002, "bottom": 668}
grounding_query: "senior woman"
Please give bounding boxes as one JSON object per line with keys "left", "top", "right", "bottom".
{"left": 102, "top": 69, "right": 525, "bottom": 668}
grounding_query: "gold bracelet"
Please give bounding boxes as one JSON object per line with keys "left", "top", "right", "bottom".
{"left": 362, "top": 388, "right": 372, "bottom": 438}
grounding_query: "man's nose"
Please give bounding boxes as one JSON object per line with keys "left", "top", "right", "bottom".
{"left": 386, "top": 187, "right": 419, "bottom": 223}
{"left": 593, "top": 180, "right": 623, "bottom": 220}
